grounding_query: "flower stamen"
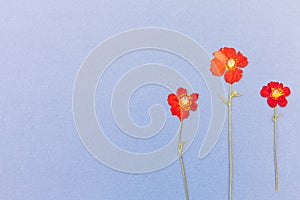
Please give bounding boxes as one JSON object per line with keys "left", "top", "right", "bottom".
{"left": 179, "top": 95, "right": 192, "bottom": 110}
{"left": 227, "top": 58, "right": 236, "bottom": 70}
{"left": 271, "top": 89, "right": 283, "bottom": 98}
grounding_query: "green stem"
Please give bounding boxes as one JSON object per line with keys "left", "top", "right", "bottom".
{"left": 178, "top": 120, "right": 189, "bottom": 200}
{"left": 228, "top": 84, "right": 233, "bottom": 200}
{"left": 273, "top": 107, "right": 279, "bottom": 192}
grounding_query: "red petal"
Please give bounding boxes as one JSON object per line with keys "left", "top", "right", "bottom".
{"left": 180, "top": 110, "right": 190, "bottom": 120}
{"left": 210, "top": 58, "right": 226, "bottom": 76}
{"left": 190, "top": 102, "right": 198, "bottom": 111}
{"left": 283, "top": 86, "right": 291, "bottom": 97}
{"left": 213, "top": 51, "right": 227, "bottom": 63}
{"left": 221, "top": 47, "right": 237, "bottom": 58}
{"left": 236, "top": 51, "right": 248, "bottom": 67}
{"left": 170, "top": 105, "right": 180, "bottom": 116}
{"left": 260, "top": 86, "right": 270, "bottom": 97}
{"left": 191, "top": 93, "right": 199, "bottom": 101}
{"left": 176, "top": 87, "right": 187, "bottom": 97}
{"left": 224, "top": 68, "right": 243, "bottom": 84}
{"left": 267, "top": 81, "right": 278, "bottom": 88}
{"left": 278, "top": 96, "right": 288, "bottom": 107}
{"left": 267, "top": 97, "right": 277, "bottom": 108}
{"left": 167, "top": 94, "right": 178, "bottom": 106}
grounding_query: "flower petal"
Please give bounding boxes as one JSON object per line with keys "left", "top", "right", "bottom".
{"left": 224, "top": 68, "right": 243, "bottom": 84}
{"left": 260, "top": 86, "right": 270, "bottom": 97}
{"left": 267, "top": 97, "right": 277, "bottom": 108}
{"left": 190, "top": 102, "right": 198, "bottom": 111}
{"left": 213, "top": 51, "right": 227, "bottom": 63}
{"left": 236, "top": 51, "right": 248, "bottom": 67}
{"left": 210, "top": 58, "right": 226, "bottom": 76}
{"left": 170, "top": 105, "right": 181, "bottom": 116}
{"left": 267, "top": 81, "right": 278, "bottom": 89}
{"left": 191, "top": 93, "right": 199, "bottom": 101}
{"left": 176, "top": 87, "right": 187, "bottom": 97}
{"left": 180, "top": 110, "right": 190, "bottom": 121}
{"left": 278, "top": 96, "right": 288, "bottom": 107}
{"left": 283, "top": 86, "right": 291, "bottom": 97}
{"left": 167, "top": 94, "right": 178, "bottom": 106}
{"left": 221, "top": 47, "right": 237, "bottom": 58}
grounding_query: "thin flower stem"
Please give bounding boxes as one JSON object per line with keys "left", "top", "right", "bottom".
{"left": 228, "top": 84, "right": 233, "bottom": 200}
{"left": 178, "top": 120, "right": 189, "bottom": 200}
{"left": 273, "top": 107, "right": 279, "bottom": 192}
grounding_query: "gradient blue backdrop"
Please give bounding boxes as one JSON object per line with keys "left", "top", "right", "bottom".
{"left": 1, "top": 0, "right": 300, "bottom": 199}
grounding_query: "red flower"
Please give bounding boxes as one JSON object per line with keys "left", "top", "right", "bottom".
{"left": 210, "top": 47, "right": 248, "bottom": 84}
{"left": 168, "top": 87, "right": 199, "bottom": 121}
{"left": 260, "top": 81, "right": 291, "bottom": 108}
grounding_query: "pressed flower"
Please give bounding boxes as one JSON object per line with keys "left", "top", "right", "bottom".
{"left": 168, "top": 87, "right": 199, "bottom": 121}
{"left": 260, "top": 81, "right": 291, "bottom": 192}
{"left": 210, "top": 47, "right": 248, "bottom": 200}
{"left": 167, "top": 87, "right": 199, "bottom": 200}
{"left": 260, "top": 81, "right": 291, "bottom": 108}
{"left": 210, "top": 47, "right": 248, "bottom": 84}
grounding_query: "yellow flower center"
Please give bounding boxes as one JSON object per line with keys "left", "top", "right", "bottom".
{"left": 272, "top": 89, "right": 283, "bottom": 98}
{"left": 227, "top": 58, "right": 236, "bottom": 69}
{"left": 179, "top": 95, "right": 191, "bottom": 109}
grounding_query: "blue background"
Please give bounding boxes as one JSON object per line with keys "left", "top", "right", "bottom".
{"left": 1, "top": 0, "right": 300, "bottom": 199}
